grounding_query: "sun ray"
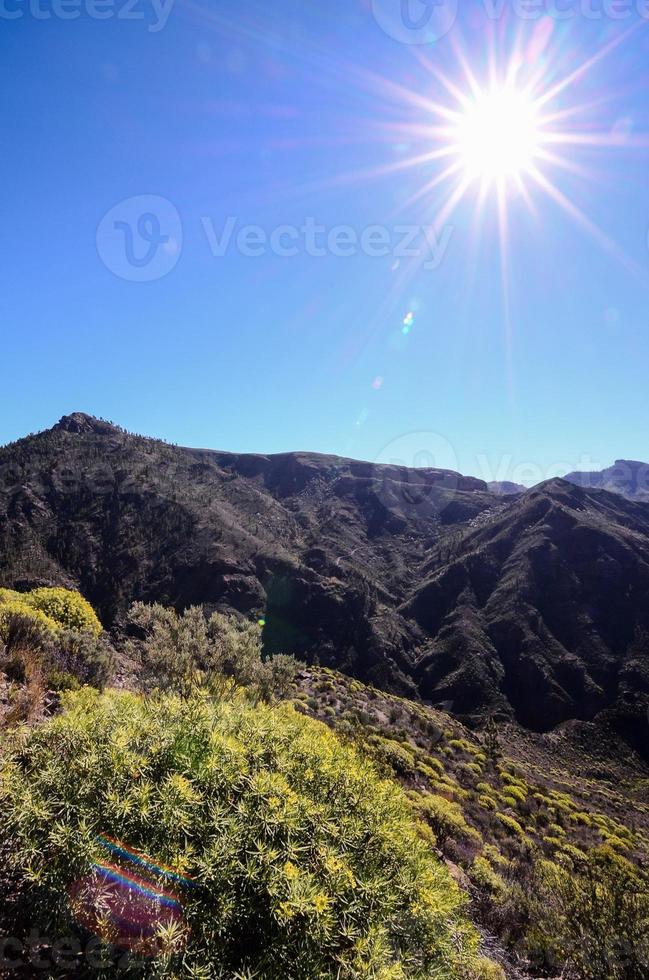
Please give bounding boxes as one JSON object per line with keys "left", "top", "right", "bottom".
{"left": 527, "top": 165, "right": 644, "bottom": 278}
{"left": 535, "top": 22, "right": 642, "bottom": 109}
{"left": 387, "top": 161, "right": 465, "bottom": 220}
{"left": 533, "top": 148, "right": 594, "bottom": 180}
{"left": 542, "top": 131, "right": 649, "bottom": 149}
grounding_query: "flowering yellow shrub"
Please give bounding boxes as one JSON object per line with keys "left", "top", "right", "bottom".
{"left": 0, "top": 586, "right": 101, "bottom": 639}
{"left": 25, "top": 588, "right": 102, "bottom": 634}
{"left": 0, "top": 688, "right": 492, "bottom": 978}
{"left": 0, "top": 596, "right": 60, "bottom": 636}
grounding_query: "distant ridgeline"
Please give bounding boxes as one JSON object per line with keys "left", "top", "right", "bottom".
{"left": 0, "top": 414, "right": 648, "bottom": 758}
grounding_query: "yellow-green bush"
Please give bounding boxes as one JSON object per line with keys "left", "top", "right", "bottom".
{"left": 410, "top": 792, "right": 482, "bottom": 850}
{"left": 471, "top": 957, "right": 506, "bottom": 980}
{"left": 0, "top": 587, "right": 101, "bottom": 638}
{"left": 481, "top": 844, "right": 510, "bottom": 870}
{"left": 464, "top": 761, "right": 483, "bottom": 776}
{"left": 571, "top": 810, "right": 592, "bottom": 826}
{"left": 470, "top": 856, "right": 506, "bottom": 896}
{"left": 27, "top": 587, "right": 102, "bottom": 634}
{"left": 496, "top": 812, "right": 526, "bottom": 838}
{"left": 502, "top": 784, "right": 527, "bottom": 804}
{"left": 370, "top": 735, "right": 418, "bottom": 777}
{"left": 422, "top": 755, "right": 445, "bottom": 775}
{"left": 0, "top": 689, "right": 489, "bottom": 978}
{"left": 531, "top": 848, "right": 649, "bottom": 979}
{"left": 478, "top": 794, "right": 498, "bottom": 812}
{"left": 0, "top": 597, "right": 60, "bottom": 637}
{"left": 476, "top": 782, "right": 495, "bottom": 795}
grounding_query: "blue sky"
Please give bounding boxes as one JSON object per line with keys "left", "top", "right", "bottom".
{"left": 1, "top": 0, "right": 649, "bottom": 483}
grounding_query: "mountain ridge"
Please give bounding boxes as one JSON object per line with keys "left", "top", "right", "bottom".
{"left": 564, "top": 457, "right": 649, "bottom": 501}
{"left": 1, "top": 414, "right": 647, "bottom": 756}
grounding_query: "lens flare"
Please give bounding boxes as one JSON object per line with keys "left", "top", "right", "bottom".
{"left": 68, "top": 836, "right": 195, "bottom": 956}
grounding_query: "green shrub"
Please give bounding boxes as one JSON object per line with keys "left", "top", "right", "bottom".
{"left": 476, "top": 782, "right": 494, "bottom": 795}
{"left": 0, "top": 597, "right": 114, "bottom": 715}
{"left": 548, "top": 823, "right": 565, "bottom": 838}
{"left": 464, "top": 762, "right": 483, "bottom": 776}
{"left": 470, "top": 957, "right": 506, "bottom": 980}
{"left": 531, "top": 848, "right": 649, "bottom": 979}
{"left": 602, "top": 834, "right": 631, "bottom": 852}
{"left": 503, "top": 784, "right": 527, "bottom": 804}
{"left": 260, "top": 653, "right": 304, "bottom": 701}
{"left": 0, "top": 598, "right": 59, "bottom": 639}
{"left": 27, "top": 588, "right": 102, "bottom": 635}
{"left": 46, "top": 670, "right": 81, "bottom": 692}
{"left": 127, "top": 603, "right": 268, "bottom": 698}
{"left": 470, "top": 856, "right": 506, "bottom": 899}
{"left": 417, "top": 761, "right": 443, "bottom": 782}
{"left": 0, "top": 587, "right": 102, "bottom": 640}
{"left": 51, "top": 628, "right": 115, "bottom": 688}
{"left": 478, "top": 794, "right": 497, "bottom": 812}
{"left": 481, "top": 844, "right": 509, "bottom": 870}
{"left": 373, "top": 737, "right": 418, "bottom": 777}
{"left": 448, "top": 738, "right": 470, "bottom": 753}
{"left": 496, "top": 812, "right": 526, "bottom": 837}
{"left": 410, "top": 793, "right": 481, "bottom": 850}
{"left": 0, "top": 688, "right": 486, "bottom": 978}
{"left": 422, "top": 755, "right": 445, "bottom": 776}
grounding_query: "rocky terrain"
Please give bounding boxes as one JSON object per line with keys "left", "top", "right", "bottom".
{"left": 0, "top": 414, "right": 647, "bottom": 756}
{"left": 564, "top": 458, "right": 649, "bottom": 501}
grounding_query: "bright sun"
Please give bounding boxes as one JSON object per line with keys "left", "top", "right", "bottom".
{"left": 332, "top": 31, "right": 645, "bottom": 293}
{"left": 453, "top": 86, "right": 542, "bottom": 184}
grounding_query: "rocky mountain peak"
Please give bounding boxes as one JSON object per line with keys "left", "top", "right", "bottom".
{"left": 53, "top": 413, "right": 119, "bottom": 436}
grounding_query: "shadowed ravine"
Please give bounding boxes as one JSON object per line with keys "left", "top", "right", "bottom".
{"left": 1, "top": 413, "right": 648, "bottom": 756}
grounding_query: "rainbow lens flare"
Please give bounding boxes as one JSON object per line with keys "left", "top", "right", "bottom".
{"left": 68, "top": 836, "right": 195, "bottom": 956}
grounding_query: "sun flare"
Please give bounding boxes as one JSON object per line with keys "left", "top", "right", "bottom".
{"left": 316, "top": 22, "right": 649, "bottom": 330}
{"left": 452, "top": 86, "right": 542, "bottom": 184}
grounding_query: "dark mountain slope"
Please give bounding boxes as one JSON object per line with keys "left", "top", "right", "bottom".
{"left": 407, "top": 479, "right": 649, "bottom": 749}
{"left": 0, "top": 415, "right": 648, "bottom": 754}
{"left": 0, "top": 414, "right": 494, "bottom": 693}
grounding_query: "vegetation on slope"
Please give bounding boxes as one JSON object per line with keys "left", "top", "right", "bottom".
{"left": 1, "top": 588, "right": 647, "bottom": 978}
{"left": 0, "top": 688, "right": 500, "bottom": 978}
{"left": 293, "top": 667, "right": 649, "bottom": 979}
{"left": 0, "top": 587, "right": 102, "bottom": 638}
{"left": 0, "top": 592, "right": 501, "bottom": 978}
{"left": 0, "top": 587, "right": 113, "bottom": 725}
{"left": 6, "top": 412, "right": 649, "bottom": 755}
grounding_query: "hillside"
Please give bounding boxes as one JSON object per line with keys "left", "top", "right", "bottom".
{"left": 1, "top": 591, "right": 647, "bottom": 979}
{"left": 406, "top": 479, "right": 649, "bottom": 753}
{"left": 564, "top": 459, "right": 649, "bottom": 501}
{"left": 0, "top": 414, "right": 648, "bottom": 756}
